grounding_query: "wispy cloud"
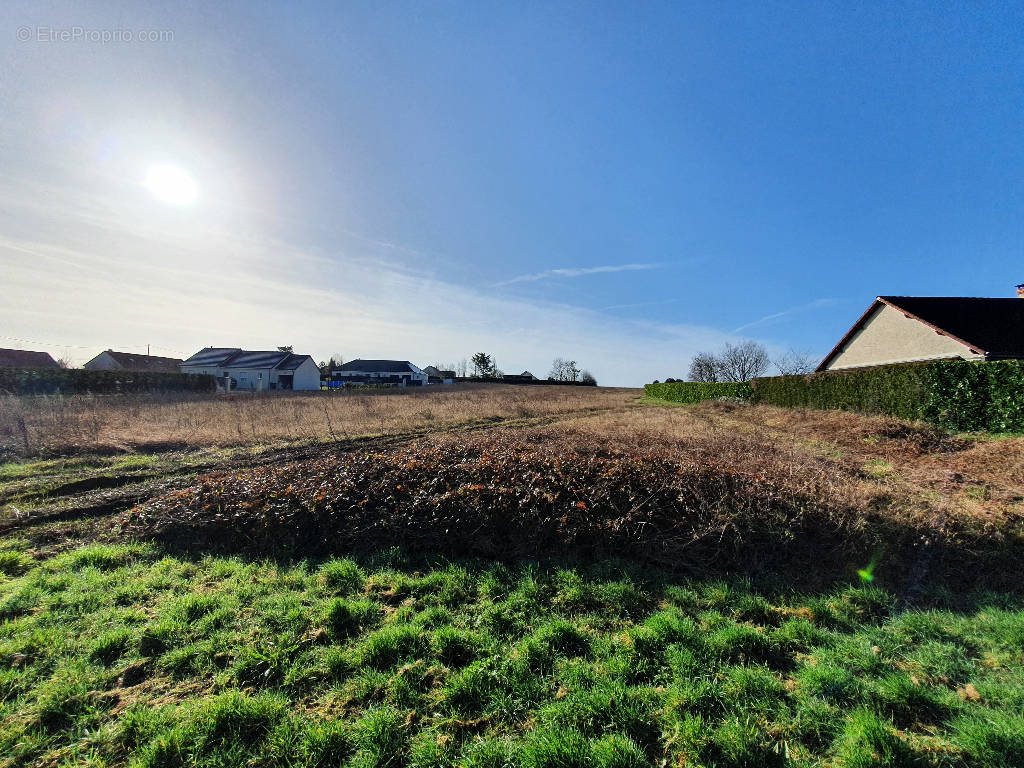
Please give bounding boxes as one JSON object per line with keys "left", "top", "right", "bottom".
{"left": 494, "top": 263, "right": 658, "bottom": 287}
{"left": 602, "top": 298, "right": 680, "bottom": 312}
{"left": 731, "top": 298, "right": 839, "bottom": 334}
{"left": 0, "top": 182, "right": 735, "bottom": 387}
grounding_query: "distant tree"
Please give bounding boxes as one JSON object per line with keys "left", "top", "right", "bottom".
{"left": 456, "top": 359, "right": 469, "bottom": 378}
{"left": 687, "top": 352, "right": 720, "bottom": 383}
{"left": 549, "top": 357, "right": 581, "bottom": 382}
{"left": 56, "top": 356, "right": 73, "bottom": 369}
{"left": 717, "top": 341, "right": 770, "bottom": 382}
{"left": 471, "top": 352, "right": 495, "bottom": 377}
{"left": 320, "top": 355, "right": 344, "bottom": 376}
{"left": 277, "top": 345, "right": 294, "bottom": 353}
{"left": 773, "top": 348, "right": 817, "bottom": 375}
{"left": 580, "top": 370, "right": 597, "bottom": 385}
{"left": 687, "top": 342, "right": 769, "bottom": 382}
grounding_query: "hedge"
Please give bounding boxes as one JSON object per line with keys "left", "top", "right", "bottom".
{"left": 645, "top": 359, "right": 1024, "bottom": 433}
{"left": 644, "top": 381, "right": 751, "bottom": 404}
{"left": 0, "top": 368, "right": 217, "bottom": 395}
{"left": 750, "top": 364, "right": 928, "bottom": 422}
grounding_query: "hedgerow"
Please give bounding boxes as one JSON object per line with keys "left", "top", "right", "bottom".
{"left": 647, "top": 360, "right": 1024, "bottom": 432}
{"left": 0, "top": 368, "right": 216, "bottom": 395}
{"left": 643, "top": 381, "right": 751, "bottom": 404}
{"left": 751, "top": 365, "right": 929, "bottom": 422}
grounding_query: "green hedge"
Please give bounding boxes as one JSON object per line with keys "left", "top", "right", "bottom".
{"left": 0, "top": 368, "right": 216, "bottom": 395}
{"left": 920, "top": 359, "right": 1024, "bottom": 433}
{"left": 644, "top": 381, "right": 751, "bottom": 404}
{"left": 646, "top": 360, "right": 1024, "bottom": 433}
{"left": 750, "top": 364, "right": 929, "bottom": 422}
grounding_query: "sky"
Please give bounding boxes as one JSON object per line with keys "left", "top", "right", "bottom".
{"left": 2, "top": 1, "right": 1022, "bottom": 386}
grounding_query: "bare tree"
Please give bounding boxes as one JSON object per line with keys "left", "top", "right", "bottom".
{"left": 717, "top": 341, "right": 770, "bottom": 382}
{"left": 773, "top": 348, "right": 817, "bottom": 375}
{"left": 687, "top": 352, "right": 720, "bottom": 382}
{"left": 56, "top": 356, "right": 74, "bottom": 369}
{"left": 580, "top": 370, "right": 597, "bottom": 385}
{"left": 455, "top": 359, "right": 469, "bottom": 378}
{"left": 549, "top": 357, "right": 580, "bottom": 382}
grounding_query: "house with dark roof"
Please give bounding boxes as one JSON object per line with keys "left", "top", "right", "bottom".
{"left": 817, "top": 295, "right": 1024, "bottom": 372}
{"left": 423, "top": 366, "right": 456, "bottom": 384}
{"left": 329, "top": 359, "right": 428, "bottom": 387}
{"left": 0, "top": 348, "right": 60, "bottom": 368}
{"left": 84, "top": 350, "right": 183, "bottom": 373}
{"left": 180, "top": 348, "right": 321, "bottom": 390}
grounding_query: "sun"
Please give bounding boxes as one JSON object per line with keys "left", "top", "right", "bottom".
{"left": 144, "top": 164, "right": 198, "bottom": 205}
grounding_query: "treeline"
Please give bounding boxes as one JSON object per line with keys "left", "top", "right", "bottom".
{"left": 457, "top": 377, "right": 596, "bottom": 387}
{"left": 0, "top": 368, "right": 216, "bottom": 395}
{"left": 646, "top": 359, "right": 1024, "bottom": 433}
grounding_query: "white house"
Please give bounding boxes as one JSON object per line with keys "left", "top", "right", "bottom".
{"left": 84, "top": 350, "right": 182, "bottom": 372}
{"left": 329, "top": 359, "right": 428, "bottom": 386}
{"left": 180, "top": 348, "right": 322, "bottom": 391}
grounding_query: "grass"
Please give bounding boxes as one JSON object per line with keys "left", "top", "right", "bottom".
{"left": 1, "top": 541, "right": 1023, "bottom": 767}
{"left": 0, "top": 385, "right": 636, "bottom": 459}
{"left": 2, "top": 396, "right": 1024, "bottom": 766}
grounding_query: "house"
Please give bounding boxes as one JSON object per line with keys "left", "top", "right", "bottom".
{"left": 817, "top": 294, "right": 1024, "bottom": 372}
{"left": 501, "top": 371, "right": 537, "bottom": 383}
{"left": 423, "top": 366, "right": 456, "bottom": 384}
{"left": 0, "top": 348, "right": 60, "bottom": 368}
{"left": 179, "top": 348, "right": 321, "bottom": 390}
{"left": 329, "top": 359, "right": 428, "bottom": 387}
{"left": 84, "top": 350, "right": 183, "bottom": 372}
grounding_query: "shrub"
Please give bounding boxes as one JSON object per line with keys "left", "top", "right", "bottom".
{"left": 647, "top": 359, "right": 1024, "bottom": 433}
{"left": 644, "top": 381, "right": 751, "bottom": 404}
{"left": 0, "top": 367, "right": 215, "bottom": 395}
{"left": 751, "top": 365, "right": 928, "bottom": 421}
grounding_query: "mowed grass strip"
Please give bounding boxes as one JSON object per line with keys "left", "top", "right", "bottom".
{"left": 1, "top": 541, "right": 1023, "bottom": 767}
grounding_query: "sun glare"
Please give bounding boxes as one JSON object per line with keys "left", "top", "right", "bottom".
{"left": 145, "top": 164, "right": 198, "bottom": 205}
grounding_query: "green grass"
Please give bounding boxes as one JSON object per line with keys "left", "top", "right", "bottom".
{"left": 1, "top": 540, "right": 1023, "bottom": 767}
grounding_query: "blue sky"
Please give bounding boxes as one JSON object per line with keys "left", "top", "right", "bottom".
{"left": 2, "top": 1, "right": 1022, "bottom": 385}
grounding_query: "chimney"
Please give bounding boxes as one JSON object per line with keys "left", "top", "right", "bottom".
{"left": 1017, "top": 283, "right": 1024, "bottom": 298}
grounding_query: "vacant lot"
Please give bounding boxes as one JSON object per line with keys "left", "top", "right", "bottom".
{"left": 2, "top": 390, "right": 1023, "bottom": 767}
{"left": 0, "top": 385, "right": 635, "bottom": 459}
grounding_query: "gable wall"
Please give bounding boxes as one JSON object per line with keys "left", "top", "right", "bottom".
{"left": 83, "top": 352, "right": 122, "bottom": 371}
{"left": 825, "top": 303, "right": 983, "bottom": 370}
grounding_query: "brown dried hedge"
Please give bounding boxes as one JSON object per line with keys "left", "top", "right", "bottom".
{"left": 123, "top": 429, "right": 928, "bottom": 582}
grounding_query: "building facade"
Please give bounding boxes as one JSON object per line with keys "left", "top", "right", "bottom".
{"left": 180, "top": 348, "right": 321, "bottom": 391}
{"left": 818, "top": 295, "right": 1024, "bottom": 371}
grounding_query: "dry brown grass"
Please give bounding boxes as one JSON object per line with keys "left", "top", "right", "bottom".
{"left": 568, "top": 401, "right": 1024, "bottom": 542}
{"left": 0, "top": 385, "right": 637, "bottom": 458}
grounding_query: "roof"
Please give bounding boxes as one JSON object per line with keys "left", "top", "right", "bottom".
{"left": 0, "top": 348, "right": 60, "bottom": 368}
{"left": 93, "top": 350, "right": 182, "bottom": 372}
{"left": 817, "top": 296, "right": 1024, "bottom": 371}
{"left": 335, "top": 359, "right": 422, "bottom": 373}
{"left": 181, "top": 348, "right": 314, "bottom": 370}
{"left": 181, "top": 348, "right": 242, "bottom": 367}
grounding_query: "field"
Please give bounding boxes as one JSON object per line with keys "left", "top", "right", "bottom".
{"left": 2, "top": 385, "right": 1023, "bottom": 767}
